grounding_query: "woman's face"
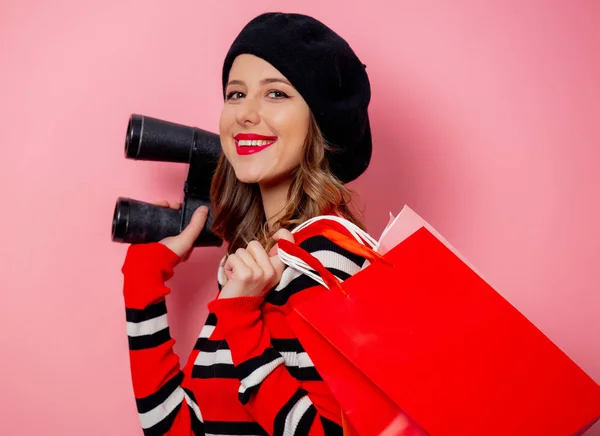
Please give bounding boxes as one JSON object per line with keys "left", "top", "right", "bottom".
{"left": 220, "top": 54, "right": 310, "bottom": 186}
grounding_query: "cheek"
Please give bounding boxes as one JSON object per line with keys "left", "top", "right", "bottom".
{"left": 269, "top": 110, "right": 308, "bottom": 142}
{"left": 219, "top": 109, "right": 235, "bottom": 152}
{"left": 278, "top": 117, "right": 309, "bottom": 163}
{"left": 219, "top": 107, "right": 232, "bottom": 133}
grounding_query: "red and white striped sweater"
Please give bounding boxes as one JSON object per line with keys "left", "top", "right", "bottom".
{"left": 121, "top": 219, "right": 367, "bottom": 436}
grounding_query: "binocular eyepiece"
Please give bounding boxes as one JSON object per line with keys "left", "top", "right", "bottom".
{"left": 112, "top": 114, "right": 223, "bottom": 247}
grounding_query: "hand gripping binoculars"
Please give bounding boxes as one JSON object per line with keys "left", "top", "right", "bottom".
{"left": 111, "top": 114, "right": 223, "bottom": 247}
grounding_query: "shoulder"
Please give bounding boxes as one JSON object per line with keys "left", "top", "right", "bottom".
{"left": 285, "top": 214, "right": 369, "bottom": 287}
{"left": 262, "top": 215, "right": 369, "bottom": 306}
{"left": 295, "top": 219, "right": 368, "bottom": 272}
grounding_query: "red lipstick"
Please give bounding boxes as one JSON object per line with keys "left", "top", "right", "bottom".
{"left": 234, "top": 133, "right": 278, "bottom": 155}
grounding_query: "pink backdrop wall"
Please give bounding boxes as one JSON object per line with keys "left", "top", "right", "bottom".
{"left": 1, "top": 1, "right": 598, "bottom": 434}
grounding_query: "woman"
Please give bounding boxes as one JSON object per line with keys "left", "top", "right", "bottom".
{"left": 121, "top": 12, "right": 372, "bottom": 436}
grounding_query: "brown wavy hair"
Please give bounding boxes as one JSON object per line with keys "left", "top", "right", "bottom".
{"left": 209, "top": 111, "right": 367, "bottom": 255}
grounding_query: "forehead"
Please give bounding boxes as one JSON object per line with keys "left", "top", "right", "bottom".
{"left": 228, "top": 54, "right": 288, "bottom": 82}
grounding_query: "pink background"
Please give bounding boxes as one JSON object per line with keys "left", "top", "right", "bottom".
{"left": 1, "top": 0, "right": 598, "bottom": 434}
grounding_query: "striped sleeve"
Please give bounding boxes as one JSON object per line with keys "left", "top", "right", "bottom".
{"left": 207, "top": 223, "right": 366, "bottom": 436}
{"left": 121, "top": 242, "right": 204, "bottom": 436}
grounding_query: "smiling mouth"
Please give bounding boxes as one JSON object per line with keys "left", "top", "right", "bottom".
{"left": 235, "top": 139, "right": 277, "bottom": 155}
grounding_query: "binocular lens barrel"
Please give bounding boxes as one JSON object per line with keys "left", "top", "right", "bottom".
{"left": 112, "top": 198, "right": 181, "bottom": 244}
{"left": 114, "top": 113, "right": 223, "bottom": 247}
{"left": 125, "top": 114, "right": 196, "bottom": 163}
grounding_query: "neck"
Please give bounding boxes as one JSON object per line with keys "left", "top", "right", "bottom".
{"left": 259, "top": 177, "right": 293, "bottom": 233}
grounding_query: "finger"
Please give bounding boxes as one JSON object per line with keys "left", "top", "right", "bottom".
{"left": 268, "top": 244, "right": 278, "bottom": 257}
{"left": 224, "top": 253, "right": 252, "bottom": 281}
{"left": 272, "top": 228, "right": 295, "bottom": 244}
{"left": 246, "top": 241, "right": 275, "bottom": 279}
{"left": 178, "top": 206, "right": 208, "bottom": 243}
{"left": 169, "top": 201, "right": 182, "bottom": 210}
{"left": 269, "top": 230, "right": 294, "bottom": 279}
{"left": 235, "top": 248, "right": 262, "bottom": 278}
{"left": 269, "top": 249, "right": 286, "bottom": 282}
{"left": 153, "top": 200, "right": 170, "bottom": 207}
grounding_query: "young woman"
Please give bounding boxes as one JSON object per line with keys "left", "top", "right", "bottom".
{"left": 121, "top": 12, "right": 372, "bottom": 436}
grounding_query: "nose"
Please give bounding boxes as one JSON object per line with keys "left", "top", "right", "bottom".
{"left": 235, "top": 96, "right": 261, "bottom": 126}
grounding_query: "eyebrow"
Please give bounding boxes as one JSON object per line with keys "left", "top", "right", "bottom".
{"left": 226, "top": 78, "right": 293, "bottom": 88}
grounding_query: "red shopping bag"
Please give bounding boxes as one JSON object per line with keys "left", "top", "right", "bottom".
{"left": 279, "top": 225, "right": 600, "bottom": 436}
{"left": 289, "top": 290, "right": 426, "bottom": 436}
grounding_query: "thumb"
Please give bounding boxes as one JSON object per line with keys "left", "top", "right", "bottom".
{"left": 268, "top": 229, "right": 295, "bottom": 256}
{"left": 178, "top": 206, "right": 208, "bottom": 245}
{"left": 272, "top": 228, "right": 295, "bottom": 244}
{"left": 269, "top": 229, "right": 295, "bottom": 277}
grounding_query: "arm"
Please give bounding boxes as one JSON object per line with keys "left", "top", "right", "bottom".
{"left": 208, "top": 226, "right": 365, "bottom": 436}
{"left": 122, "top": 242, "right": 204, "bottom": 436}
{"left": 208, "top": 297, "right": 340, "bottom": 436}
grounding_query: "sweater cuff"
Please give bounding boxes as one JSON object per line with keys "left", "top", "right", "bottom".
{"left": 121, "top": 242, "right": 181, "bottom": 279}
{"left": 121, "top": 243, "right": 181, "bottom": 309}
{"left": 208, "top": 296, "right": 264, "bottom": 336}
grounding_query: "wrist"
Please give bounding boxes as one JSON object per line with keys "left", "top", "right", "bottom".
{"left": 218, "top": 289, "right": 257, "bottom": 300}
{"left": 208, "top": 296, "right": 264, "bottom": 336}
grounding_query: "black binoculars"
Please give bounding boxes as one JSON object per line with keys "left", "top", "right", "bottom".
{"left": 111, "top": 114, "right": 223, "bottom": 247}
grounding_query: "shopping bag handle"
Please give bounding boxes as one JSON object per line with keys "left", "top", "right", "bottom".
{"left": 278, "top": 238, "right": 346, "bottom": 293}
{"left": 320, "top": 228, "right": 392, "bottom": 267}
{"left": 277, "top": 228, "right": 393, "bottom": 295}
{"left": 290, "top": 214, "right": 378, "bottom": 248}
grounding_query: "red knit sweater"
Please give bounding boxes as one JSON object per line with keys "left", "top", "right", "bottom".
{"left": 121, "top": 219, "right": 367, "bottom": 436}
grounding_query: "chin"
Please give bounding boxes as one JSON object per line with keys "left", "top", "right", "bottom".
{"left": 234, "top": 169, "right": 286, "bottom": 187}
{"left": 232, "top": 168, "right": 264, "bottom": 184}
{"left": 235, "top": 174, "right": 261, "bottom": 184}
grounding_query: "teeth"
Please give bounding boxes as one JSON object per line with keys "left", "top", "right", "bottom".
{"left": 237, "top": 139, "right": 276, "bottom": 147}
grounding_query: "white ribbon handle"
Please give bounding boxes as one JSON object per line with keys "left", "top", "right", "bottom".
{"left": 289, "top": 215, "right": 377, "bottom": 247}
{"left": 278, "top": 215, "right": 377, "bottom": 289}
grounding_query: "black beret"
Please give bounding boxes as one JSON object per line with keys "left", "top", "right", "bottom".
{"left": 222, "top": 12, "right": 372, "bottom": 184}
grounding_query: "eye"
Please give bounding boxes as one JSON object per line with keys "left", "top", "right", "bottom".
{"left": 225, "top": 91, "right": 243, "bottom": 101}
{"left": 268, "top": 90, "right": 289, "bottom": 99}
{"left": 225, "top": 90, "right": 290, "bottom": 101}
